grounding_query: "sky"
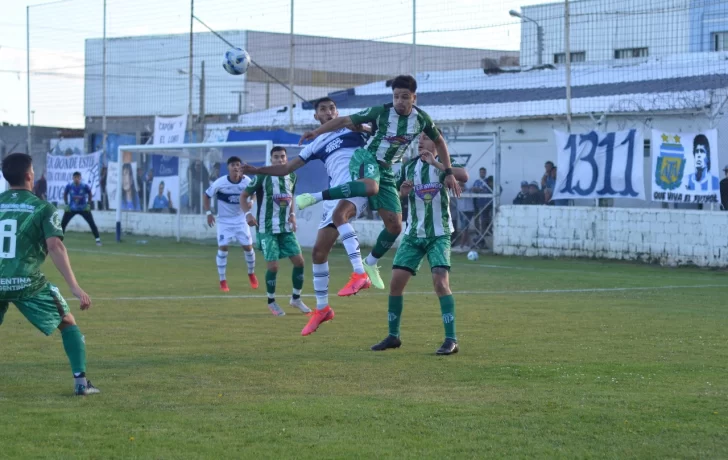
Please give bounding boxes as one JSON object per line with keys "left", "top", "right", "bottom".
{"left": 0, "top": 0, "right": 549, "bottom": 129}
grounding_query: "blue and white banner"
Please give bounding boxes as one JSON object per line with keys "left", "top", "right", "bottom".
{"left": 651, "top": 129, "right": 719, "bottom": 204}
{"left": 45, "top": 151, "right": 102, "bottom": 204}
{"left": 149, "top": 115, "right": 187, "bottom": 211}
{"left": 552, "top": 129, "right": 645, "bottom": 201}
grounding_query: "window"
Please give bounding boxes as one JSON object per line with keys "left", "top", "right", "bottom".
{"left": 614, "top": 47, "right": 649, "bottom": 59}
{"left": 553, "top": 52, "right": 586, "bottom": 64}
{"left": 712, "top": 32, "right": 728, "bottom": 51}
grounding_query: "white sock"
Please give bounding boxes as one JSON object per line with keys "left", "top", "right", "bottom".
{"left": 311, "top": 192, "right": 323, "bottom": 203}
{"left": 244, "top": 249, "right": 256, "bottom": 274}
{"left": 312, "top": 262, "right": 329, "bottom": 310}
{"left": 365, "top": 253, "right": 379, "bottom": 266}
{"left": 216, "top": 250, "right": 228, "bottom": 281}
{"left": 337, "top": 223, "right": 365, "bottom": 274}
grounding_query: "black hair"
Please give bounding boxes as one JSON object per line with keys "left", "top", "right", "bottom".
{"left": 314, "top": 97, "right": 336, "bottom": 111}
{"left": 227, "top": 156, "right": 241, "bottom": 165}
{"left": 1, "top": 153, "right": 33, "bottom": 187}
{"left": 73, "top": 171, "right": 81, "bottom": 177}
{"left": 391, "top": 75, "right": 417, "bottom": 93}
{"left": 271, "top": 146, "right": 287, "bottom": 155}
{"left": 545, "top": 161, "right": 555, "bottom": 167}
{"left": 693, "top": 134, "right": 711, "bottom": 171}
{"left": 159, "top": 181, "right": 165, "bottom": 187}
{"left": 479, "top": 167, "right": 486, "bottom": 171}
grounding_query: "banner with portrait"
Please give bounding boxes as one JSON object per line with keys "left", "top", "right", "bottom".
{"left": 552, "top": 130, "right": 645, "bottom": 201}
{"left": 651, "top": 129, "right": 719, "bottom": 204}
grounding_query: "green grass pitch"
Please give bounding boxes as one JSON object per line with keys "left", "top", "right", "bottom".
{"left": 1, "top": 232, "right": 727, "bottom": 458}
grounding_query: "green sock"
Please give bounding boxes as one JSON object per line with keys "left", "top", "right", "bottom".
{"left": 292, "top": 266, "right": 304, "bottom": 299}
{"left": 322, "top": 180, "right": 368, "bottom": 200}
{"left": 388, "top": 295, "right": 404, "bottom": 337}
{"left": 61, "top": 325, "right": 87, "bottom": 375}
{"left": 439, "top": 295, "right": 457, "bottom": 340}
{"left": 266, "top": 270, "right": 277, "bottom": 303}
{"left": 372, "top": 229, "right": 399, "bottom": 259}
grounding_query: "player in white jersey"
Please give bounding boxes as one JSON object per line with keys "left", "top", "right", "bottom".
{"left": 203, "top": 156, "right": 258, "bottom": 292}
{"left": 241, "top": 97, "right": 373, "bottom": 336}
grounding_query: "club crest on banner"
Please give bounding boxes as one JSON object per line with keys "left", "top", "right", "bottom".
{"left": 654, "top": 134, "right": 686, "bottom": 190}
{"left": 414, "top": 182, "right": 442, "bottom": 203}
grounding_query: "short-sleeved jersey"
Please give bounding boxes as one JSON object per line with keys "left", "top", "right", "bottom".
{"left": 398, "top": 159, "right": 462, "bottom": 239}
{"left": 298, "top": 128, "right": 369, "bottom": 186}
{"left": 0, "top": 190, "right": 64, "bottom": 300}
{"left": 205, "top": 175, "right": 252, "bottom": 226}
{"left": 65, "top": 182, "right": 91, "bottom": 211}
{"left": 245, "top": 174, "right": 296, "bottom": 234}
{"left": 349, "top": 103, "right": 439, "bottom": 165}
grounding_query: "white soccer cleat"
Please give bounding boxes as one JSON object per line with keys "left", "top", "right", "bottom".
{"left": 289, "top": 297, "right": 312, "bottom": 314}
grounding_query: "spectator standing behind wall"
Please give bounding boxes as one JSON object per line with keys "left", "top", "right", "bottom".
{"left": 525, "top": 181, "right": 544, "bottom": 205}
{"left": 542, "top": 161, "right": 555, "bottom": 190}
{"left": 721, "top": 165, "right": 728, "bottom": 210}
{"left": 513, "top": 181, "right": 529, "bottom": 204}
{"left": 455, "top": 180, "right": 474, "bottom": 249}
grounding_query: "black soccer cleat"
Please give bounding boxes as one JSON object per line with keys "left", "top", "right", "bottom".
{"left": 436, "top": 338, "right": 459, "bottom": 355}
{"left": 74, "top": 380, "right": 101, "bottom": 396}
{"left": 371, "top": 335, "right": 402, "bottom": 351}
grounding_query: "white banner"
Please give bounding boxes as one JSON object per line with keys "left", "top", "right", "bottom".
{"left": 153, "top": 115, "right": 186, "bottom": 145}
{"left": 0, "top": 171, "right": 6, "bottom": 193}
{"left": 107, "top": 161, "right": 140, "bottom": 210}
{"left": 45, "top": 151, "right": 102, "bottom": 204}
{"left": 552, "top": 129, "right": 645, "bottom": 200}
{"left": 651, "top": 129, "right": 720, "bottom": 204}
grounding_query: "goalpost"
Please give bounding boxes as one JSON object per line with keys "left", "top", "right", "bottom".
{"left": 115, "top": 140, "right": 273, "bottom": 242}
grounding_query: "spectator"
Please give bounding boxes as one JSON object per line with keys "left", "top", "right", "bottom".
{"left": 544, "top": 188, "right": 553, "bottom": 205}
{"left": 471, "top": 167, "right": 490, "bottom": 207}
{"left": 188, "top": 160, "right": 210, "bottom": 214}
{"left": 721, "top": 166, "right": 728, "bottom": 210}
{"left": 99, "top": 166, "right": 108, "bottom": 210}
{"left": 33, "top": 173, "right": 47, "bottom": 200}
{"left": 136, "top": 167, "right": 145, "bottom": 206}
{"left": 144, "top": 169, "right": 154, "bottom": 210}
{"left": 513, "top": 180, "right": 529, "bottom": 204}
{"left": 542, "top": 161, "right": 555, "bottom": 190}
{"left": 525, "top": 181, "right": 545, "bottom": 205}
{"left": 455, "top": 180, "right": 474, "bottom": 249}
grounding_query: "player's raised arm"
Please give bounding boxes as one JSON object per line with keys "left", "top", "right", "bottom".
{"left": 242, "top": 157, "right": 304, "bottom": 177}
{"left": 46, "top": 236, "right": 90, "bottom": 310}
{"left": 432, "top": 134, "right": 462, "bottom": 198}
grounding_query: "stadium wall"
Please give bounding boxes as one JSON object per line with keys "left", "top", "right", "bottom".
{"left": 494, "top": 205, "right": 728, "bottom": 267}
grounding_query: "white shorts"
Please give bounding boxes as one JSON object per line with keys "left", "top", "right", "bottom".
{"left": 318, "top": 197, "right": 368, "bottom": 229}
{"left": 217, "top": 223, "right": 252, "bottom": 246}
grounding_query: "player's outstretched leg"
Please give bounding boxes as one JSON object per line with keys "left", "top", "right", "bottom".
{"left": 59, "top": 315, "right": 100, "bottom": 396}
{"left": 243, "top": 245, "right": 258, "bottom": 289}
{"left": 289, "top": 257, "right": 311, "bottom": 314}
{"left": 216, "top": 246, "right": 230, "bottom": 292}
{"left": 296, "top": 178, "right": 376, "bottom": 210}
{"left": 265, "top": 263, "right": 285, "bottom": 316}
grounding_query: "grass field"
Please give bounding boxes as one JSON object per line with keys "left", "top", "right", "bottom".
{"left": 1, "top": 232, "right": 727, "bottom": 459}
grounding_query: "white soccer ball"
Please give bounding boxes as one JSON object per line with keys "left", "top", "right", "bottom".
{"left": 223, "top": 48, "right": 251, "bottom": 75}
{"left": 467, "top": 250, "right": 479, "bottom": 261}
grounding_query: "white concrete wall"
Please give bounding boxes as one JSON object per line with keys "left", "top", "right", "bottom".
{"left": 494, "top": 205, "right": 728, "bottom": 267}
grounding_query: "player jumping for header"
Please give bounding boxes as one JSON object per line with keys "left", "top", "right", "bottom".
{"left": 297, "top": 75, "right": 461, "bottom": 292}
{"left": 242, "top": 97, "right": 373, "bottom": 335}
{"left": 204, "top": 156, "right": 258, "bottom": 292}
{"left": 241, "top": 147, "right": 311, "bottom": 317}
{"left": 62, "top": 171, "right": 102, "bottom": 246}
{"left": 0, "top": 153, "right": 99, "bottom": 395}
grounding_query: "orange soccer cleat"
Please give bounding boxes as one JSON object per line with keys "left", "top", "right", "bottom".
{"left": 248, "top": 273, "right": 259, "bottom": 289}
{"left": 337, "top": 272, "right": 372, "bottom": 297}
{"left": 220, "top": 280, "right": 230, "bottom": 292}
{"left": 301, "top": 306, "right": 335, "bottom": 336}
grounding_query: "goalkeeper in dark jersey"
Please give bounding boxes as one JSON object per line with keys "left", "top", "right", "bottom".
{"left": 0, "top": 153, "right": 100, "bottom": 396}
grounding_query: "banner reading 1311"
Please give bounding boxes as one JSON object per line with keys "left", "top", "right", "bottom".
{"left": 552, "top": 129, "right": 645, "bottom": 201}
{"left": 651, "top": 129, "right": 719, "bottom": 204}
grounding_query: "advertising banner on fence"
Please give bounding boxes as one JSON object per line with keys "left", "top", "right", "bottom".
{"left": 651, "top": 129, "right": 719, "bottom": 204}
{"left": 45, "top": 151, "right": 102, "bottom": 204}
{"left": 552, "top": 129, "right": 645, "bottom": 201}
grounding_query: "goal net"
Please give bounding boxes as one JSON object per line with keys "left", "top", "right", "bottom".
{"left": 114, "top": 141, "right": 274, "bottom": 242}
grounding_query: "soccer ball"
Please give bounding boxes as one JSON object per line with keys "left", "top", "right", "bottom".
{"left": 467, "top": 250, "right": 479, "bottom": 261}
{"left": 223, "top": 48, "right": 251, "bottom": 75}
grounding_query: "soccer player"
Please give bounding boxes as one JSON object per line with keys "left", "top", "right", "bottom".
{"left": 241, "top": 147, "right": 311, "bottom": 317}
{"left": 242, "top": 98, "right": 372, "bottom": 335}
{"left": 370, "top": 131, "right": 468, "bottom": 355}
{"left": 62, "top": 171, "right": 102, "bottom": 246}
{"left": 297, "top": 75, "right": 461, "bottom": 290}
{"left": 203, "top": 156, "right": 258, "bottom": 292}
{"left": 0, "top": 153, "right": 99, "bottom": 395}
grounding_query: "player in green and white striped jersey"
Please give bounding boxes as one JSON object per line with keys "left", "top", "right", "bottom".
{"left": 370, "top": 131, "right": 469, "bottom": 356}
{"left": 296, "top": 75, "right": 461, "bottom": 290}
{"left": 241, "top": 147, "right": 310, "bottom": 317}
